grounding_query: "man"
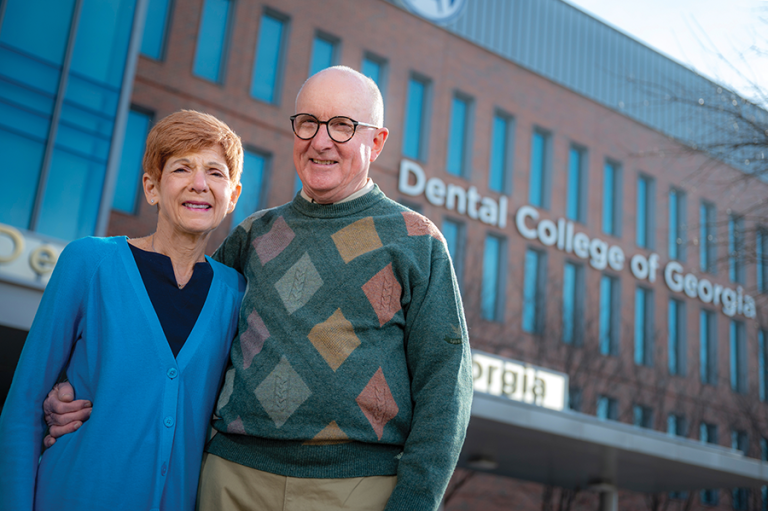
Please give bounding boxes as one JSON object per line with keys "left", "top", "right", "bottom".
{"left": 44, "top": 66, "right": 472, "bottom": 511}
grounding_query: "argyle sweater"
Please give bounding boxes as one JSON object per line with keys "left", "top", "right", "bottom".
{"left": 208, "top": 186, "right": 473, "bottom": 511}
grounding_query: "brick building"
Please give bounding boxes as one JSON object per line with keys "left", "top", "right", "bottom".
{"left": 2, "top": 0, "right": 768, "bottom": 509}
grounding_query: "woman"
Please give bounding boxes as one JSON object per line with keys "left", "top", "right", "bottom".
{"left": 0, "top": 110, "right": 244, "bottom": 510}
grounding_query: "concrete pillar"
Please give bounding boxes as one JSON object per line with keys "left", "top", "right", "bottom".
{"left": 599, "top": 488, "right": 618, "bottom": 511}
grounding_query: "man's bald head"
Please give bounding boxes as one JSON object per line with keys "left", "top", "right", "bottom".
{"left": 296, "top": 66, "right": 384, "bottom": 127}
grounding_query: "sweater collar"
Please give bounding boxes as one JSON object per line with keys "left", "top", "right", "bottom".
{"left": 291, "top": 184, "right": 385, "bottom": 218}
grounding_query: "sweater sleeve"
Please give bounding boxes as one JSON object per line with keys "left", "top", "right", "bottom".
{"left": 385, "top": 245, "right": 473, "bottom": 511}
{"left": 0, "top": 240, "right": 96, "bottom": 510}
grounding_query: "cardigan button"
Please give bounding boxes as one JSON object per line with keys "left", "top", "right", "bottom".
{"left": 164, "top": 416, "right": 174, "bottom": 428}
{"left": 167, "top": 368, "right": 178, "bottom": 379}
{"left": 161, "top": 463, "right": 167, "bottom": 476}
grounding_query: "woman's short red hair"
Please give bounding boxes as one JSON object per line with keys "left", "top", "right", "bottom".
{"left": 142, "top": 110, "right": 243, "bottom": 186}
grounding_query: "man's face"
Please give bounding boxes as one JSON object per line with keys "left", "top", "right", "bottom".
{"left": 293, "top": 70, "right": 388, "bottom": 204}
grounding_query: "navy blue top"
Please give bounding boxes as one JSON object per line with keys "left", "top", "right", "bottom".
{"left": 128, "top": 243, "right": 213, "bottom": 357}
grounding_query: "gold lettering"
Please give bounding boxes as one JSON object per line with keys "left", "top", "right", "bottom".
{"left": 30, "top": 245, "right": 57, "bottom": 275}
{"left": 0, "top": 224, "right": 24, "bottom": 263}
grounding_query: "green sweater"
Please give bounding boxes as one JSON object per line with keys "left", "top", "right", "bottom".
{"left": 209, "top": 186, "right": 472, "bottom": 511}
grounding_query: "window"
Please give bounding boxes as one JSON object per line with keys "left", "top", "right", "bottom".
{"left": 231, "top": 149, "right": 268, "bottom": 228}
{"left": 193, "top": 0, "right": 233, "bottom": 83}
{"left": 522, "top": 249, "right": 546, "bottom": 334}
{"left": 669, "top": 188, "right": 687, "bottom": 261}
{"left": 760, "top": 330, "right": 768, "bottom": 402}
{"left": 700, "top": 201, "right": 717, "bottom": 274}
{"left": 668, "top": 299, "right": 687, "bottom": 376}
{"left": 441, "top": 218, "right": 465, "bottom": 285}
{"left": 732, "top": 430, "right": 749, "bottom": 510}
{"left": 361, "top": 52, "right": 387, "bottom": 96}
{"left": 568, "top": 387, "right": 582, "bottom": 412}
{"left": 602, "top": 160, "right": 621, "bottom": 236}
{"left": 762, "top": 438, "right": 768, "bottom": 511}
{"left": 667, "top": 414, "right": 687, "bottom": 437}
{"left": 308, "top": 32, "right": 338, "bottom": 77}
{"left": 634, "top": 287, "right": 654, "bottom": 366}
{"left": 562, "top": 261, "right": 584, "bottom": 345}
{"left": 729, "top": 215, "right": 745, "bottom": 283}
{"left": 402, "top": 75, "right": 430, "bottom": 161}
{"left": 489, "top": 112, "right": 512, "bottom": 193}
{"left": 250, "top": 11, "right": 288, "bottom": 104}
{"left": 596, "top": 395, "right": 618, "bottom": 421}
{"left": 730, "top": 320, "right": 747, "bottom": 394}
{"left": 446, "top": 94, "right": 472, "bottom": 177}
{"left": 113, "top": 109, "right": 152, "bottom": 214}
{"left": 529, "top": 130, "right": 550, "bottom": 208}
{"left": 599, "top": 275, "right": 620, "bottom": 356}
{"left": 700, "top": 310, "right": 718, "bottom": 386}
{"left": 481, "top": 235, "right": 505, "bottom": 321}
{"left": 636, "top": 174, "right": 655, "bottom": 248}
{"left": 700, "top": 422, "right": 719, "bottom": 505}
{"left": 758, "top": 228, "right": 768, "bottom": 293}
{"left": 140, "top": 0, "right": 173, "bottom": 59}
{"left": 566, "top": 146, "right": 587, "bottom": 223}
{"left": 633, "top": 404, "right": 653, "bottom": 429}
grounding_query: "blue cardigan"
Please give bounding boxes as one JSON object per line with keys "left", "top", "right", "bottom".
{"left": 0, "top": 237, "right": 244, "bottom": 511}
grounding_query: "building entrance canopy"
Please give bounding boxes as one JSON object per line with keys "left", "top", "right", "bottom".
{"left": 460, "top": 393, "right": 768, "bottom": 492}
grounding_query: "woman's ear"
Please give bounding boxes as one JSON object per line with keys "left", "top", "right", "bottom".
{"left": 143, "top": 173, "right": 159, "bottom": 206}
{"left": 228, "top": 183, "right": 242, "bottom": 213}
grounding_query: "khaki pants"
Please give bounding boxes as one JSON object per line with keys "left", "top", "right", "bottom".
{"left": 197, "top": 453, "right": 397, "bottom": 511}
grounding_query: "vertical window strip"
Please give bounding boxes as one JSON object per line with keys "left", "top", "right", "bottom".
{"left": 446, "top": 95, "right": 469, "bottom": 176}
{"left": 562, "top": 262, "right": 576, "bottom": 344}
{"left": 481, "top": 235, "right": 501, "bottom": 321}
{"left": 634, "top": 287, "right": 646, "bottom": 365}
{"left": 730, "top": 320, "right": 746, "bottom": 393}
{"left": 489, "top": 114, "right": 508, "bottom": 192}
{"left": 599, "top": 275, "right": 613, "bottom": 355}
{"left": 669, "top": 189, "right": 678, "bottom": 260}
{"left": 602, "top": 162, "right": 615, "bottom": 235}
{"left": 250, "top": 12, "right": 286, "bottom": 103}
{"left": 729, "top": 215, "right": 744, "bottom": 283}
{"left": 668, "top": 299, "right": 678, "bottom": 375}
{"left": 402, "top": 77, "right": 426, "bottom": 160}
{"left": 522, "top": 249, "right": 540, "bottom": 332}
{"left": 193, "top": 0, "right": 232, "bottom": 83}
{"left": 529, "top": 131, "right": 546, "bottom": 207}
{"left": 231, "top": 149, "right": 267, "bottom": 228}
{"left": 636, "top": 176, "right": 648, "bottom": 247}
{"left": 760, "top": 330, "right": 767, "bottom": 401}
{"left": 113, "top": 109, "right": 152, "bottom": 214}
{"left": 566, "top": 147, "right": 583, "bottom": 222}
{"left": 308, "top": 34, "right": 336, "bottom": 77}
{"left": 140, "top": 0, "right": 172, "bottom": 60}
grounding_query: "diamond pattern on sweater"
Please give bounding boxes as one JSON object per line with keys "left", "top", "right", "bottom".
{"left": 304, "top": 421, "right": 350, "bottom": 445}
{"left": 216, "top": 367, "right": 236, "bottom": 415}
{"left": 240, "top": 310, "right": 270, "bottom": 369}
{"left": 402, "top": 211, "right": 445, "bottom": 243}
{"left": 274, "top": 252, "right": 323, "bottom": 314}
{"left": 356, "top": 368, "right": 399, "bottom": 440}
{"left": 255, "top": 356, "right": 311, "bottom": 429}
{"left": 227, "top": 416, "right": 245, "bottom": 434}
{"left": 362, "top": 263, "right": 402, "bottom": 327}
{"left": 252, "top": 216, "right": 295, "bottom": 265}
{"left": 307, "top": 308, "right": 361, "bottom": 371}
{"left": 331, "top": 217, "right": 383, "bottom": 263}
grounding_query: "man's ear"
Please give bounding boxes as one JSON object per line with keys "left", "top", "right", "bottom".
{"left": 369, "top": 127, "right": 389, "bottom": 162}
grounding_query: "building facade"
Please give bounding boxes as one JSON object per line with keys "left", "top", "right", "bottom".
{"left": 2, "top": 0, "right": 768, "bottom": 509}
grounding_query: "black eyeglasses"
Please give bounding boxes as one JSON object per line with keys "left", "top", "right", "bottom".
{"left": 290, "top": 113, "right": 380, "bottom": 143}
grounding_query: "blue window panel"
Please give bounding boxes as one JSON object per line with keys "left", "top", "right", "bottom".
{"left": 0, "top": 45, "right": 62, "bottom": 96}
{"left": 140, "top": 0, "right": 172, "bottom": 59}
{"left": 361, "top": 56, "right": 382, "bottom": 88}
{"left": 562, "top": 262, "right": 576, "bottom": 344}
{"left": 602, "top": 162, "right": 616, "bottom": 235}
{"left": 669, "top": 190, "right": 679, "bottom": 260}
{"left": 522, "top": 249, "right": 540, "bottom": 333}
{"left": 250, "top": 13, "right": 285, "bottom": 103}
{"left": 0, "top": 100, "right": 51, "bottom": 141}
{"left": 634, "top": 288, "right": 646, "bottom": 365}
{"left": 566, "top": 147, "right": 583, "bottom": 221}
{"left": 59, "top": 101, "right": 115, "bottom": 137}
{"left": 0, "top": 0, "right": 76, "bottom": 65}
{"left": 113, "top": 110, "right": 151, "bottom": 214}
{"left": 596, "top": 395, "right": 617, "bottom": 421}
{"left": 529, "top": 131, "right": 546, "bottom": 207}
{"left": 758, "top": 230, "right": 766, "bottom": 293}
{"left": 0, "top": 128, "right": 46, "bottom": 229}
{"left": 37, "top": 149, "right": 106, "bottom": 241}
{"left": 489, "top": 114, "right": 508, "bottom": 192}
{"left": 232, "top": 150, "right": 266, "bottom": 227}
{"left": 54, "top": 122, "right": 111, "bottom": 162}
{"left": 668, "top": 299, "right": 679, "bottom": 375}
{"left": 760, "top": 330, "right": 767, "bottom": 401}
{"left": 481, "top": 236, "right": 501, "bottom": 321}
{"left": 63, "top": 73, "right": 120, "bottom": 116}
{"left": 636, "top": 176, "right": 648, "bottom": 247}
{"left": 402, "top": 78, "right": 426, "bottom": 160}
{"left": 729, "top": 216, "right": 744, "bottom": 283}
{"left": 193, "top": 0, "right": 232, "bottom": 82}
{"left": 599, "top": 275, "right": 613, "bottom": 355}
{"left": 700, "top": 202, "right": 716, "bottom": 273}
{"left": 442, "top": 219, "right": 459, "bottom": 262}
{"left": 700, "top": 310, "right": 717, "bottom": 385}
{"left": 0, "top": 77, "right": 56, "bottom": 118}
{"left": 730, "top": 321, "right": 746, "bottom": 393}
{"left": 309, "top": 36, "right": 335, "bottom": 77}
{"left": 446, "top": 96, "right": 468, "bottom": 176}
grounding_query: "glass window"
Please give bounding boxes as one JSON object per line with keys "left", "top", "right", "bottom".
{"left": 361, "top": 53, "right": 386, "bottom": 95}
{"left": 442, "top": 218, "right": 465, "bottom": 285}
{"left": 489, "top": 113, "right": 512, "bottom": 193}
{"left": 669, "top": 188, "right": 686, "bottom": 261}
{"left": 602, "top": 160, "right": 620, "bottom": 236}
{"left": 231, "top": 149, "right": 267, "bottom": 228}
{"left": 529, "top": 130, "right": 549, "bottom": 208}
{"left": 446, "top": 94, "right": 471, "bottom": 177}
{"left": 730, "top": 320, "right": 747, "bottom": 394}
{"left": 668, "top": 299, "right": 686, "bottom": 376}
{"left": 566, "top": 146, "right": 586, "bottom": 223}
{"left": 667, "top": 414, "right": 687, "bottom": 437}
{"left": 599, "top": 275, "right": 619, "bottom": 356}
{"left": 634, "top": 287, "right": 653, "bottom": 366}
{"left": 192, "top": 0, "right": 233, "bottom": 83}
{"left": 632, "top": 404, "right": 653, "bottom": 429}
{"left": 700, "top": 309, "right": 717, "bottom": 385}
{"left": 568, "top": 387, "right": 582, "bottom": 412}
{"left": 758, "top": 228, "right": 767, "bottom": 293}
{"left": 113, "top": 109, "right": 152, "bottom": 214}
{"left": 250, "top": 11, "right": 287, "bottom": 103}
{"left": 700, "top": 423, "right": 719, "bottom": 505}
{"left": 596, "top": 395, "right": 618, "bottom": 421}
{"left": 481, "top": 235, "right": 504, "bottom": 321}
{"left": 522, "top": 249, "right": 546, "bottom": 334}
{"left": 308, "top": 33, "right": 338, "bottom": 77}
{"left": 760, "top": 330, "right": 767, "bottom": 402}
{"left": 732, "top": 431, "right": 749, "bottom": 510}
{"left": 636, "top": 174, "right": 654, "bottom": 248}
{"left": 562, "top": 261, "right": 583, "bottom": 345}
{"left": 402, "top": 75, "right": 429, "bottom": 161}
{"left": 140, "top": 0, "right": 173, "bottom": 59}
{"left": 700, "top": 201, "right": 717, "bottom": 274}
{"left": 729, "top": 215, "right": 745, "bottom": 284}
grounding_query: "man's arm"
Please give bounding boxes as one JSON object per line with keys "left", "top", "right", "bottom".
{"left": 42, "top": 382, "right": 92, "bottom": 447}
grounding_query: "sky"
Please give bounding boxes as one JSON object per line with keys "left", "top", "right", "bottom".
{"left": 564, "top": 0, "right": 768, "bottom": 105}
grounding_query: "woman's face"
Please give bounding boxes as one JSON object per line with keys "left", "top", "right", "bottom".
{"left": 145, "top": 145, "right": 241, "bottom": 237}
